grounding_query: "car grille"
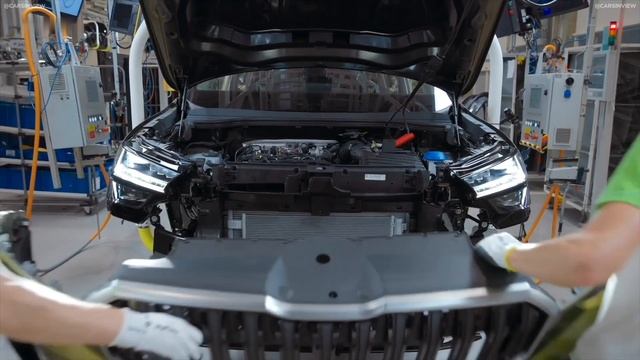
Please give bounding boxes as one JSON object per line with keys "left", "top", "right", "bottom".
{"left": 112, "top": 302, "right": 547, "bottom": 360}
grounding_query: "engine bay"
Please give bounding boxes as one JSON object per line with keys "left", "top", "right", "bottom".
{"left": 132, "top": 123, "right": 474, "bottom": 248}
{"left": 108, "top": 110, "right": 530, "bottom": 252}
{"left": 181, "top": 128, "right": 437, "bottom": 166}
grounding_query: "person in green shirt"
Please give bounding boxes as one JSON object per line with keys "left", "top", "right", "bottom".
{"left": 476, "top": 137, "right": 640, "bottom": 359}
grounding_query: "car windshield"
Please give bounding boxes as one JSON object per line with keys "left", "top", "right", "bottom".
{"left": 188, "top": 68, "right": 451, "bottom": 113}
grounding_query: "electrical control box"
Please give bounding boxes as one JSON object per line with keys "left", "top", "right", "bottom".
{"left": 39, "top": 65, "right": 109, "bottom": 149}
{"left": 521, "top": 73, "right": 583, "bottom": 152}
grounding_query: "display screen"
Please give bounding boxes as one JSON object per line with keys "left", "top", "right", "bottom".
{"left": 109, "top": 0, "right": 139, "bottom": 35}
{"left": 85, "top": 80, "right": 100, "bottom": 103}
{"left": 529, "top": 87, "right": 542, "bottom": 109}
{"left": 589, "top": 54, "right": 606, "bottom": 90}
{"left": 113, "top": 4, "right": 133, "bottom": 29}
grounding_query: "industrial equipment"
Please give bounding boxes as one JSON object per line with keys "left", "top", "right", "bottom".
{"left": 0, "top": 38, "right": 25, "bottom": 61}
{"left": 83, "top": 21, "right": 109, "bottom": 51}
{"left": 39, "top": 64, "right": 110, "bottom": 149}
{"left": 109, "top": 0, "right": 140, "bottom": 35}
{"left": 557, "top": 42, "right": 637, "bottom": 219}
{"left": 496, "top": 0, "right": 589, "bottom": 37}
{"left": 521, "top": 72, "right": 584, "bottom": 151}
{"left": 585, "top": 51, "right": 615, "bottom": 101}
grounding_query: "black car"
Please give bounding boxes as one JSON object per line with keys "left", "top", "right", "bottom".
{"left": 97, "top": 1, "right": 553, "bottom": 359}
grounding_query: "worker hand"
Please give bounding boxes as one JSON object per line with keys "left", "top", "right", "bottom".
{"left": 111, "top": 308, "right": 203, "bottom": 359}
{"left": 475, "top": 232, "right": 532, "bottom": 271}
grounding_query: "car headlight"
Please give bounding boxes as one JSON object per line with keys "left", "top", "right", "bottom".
{"left": 458, "top": 155, "right": 526, "bottom": 198}
{"left": 112, "top": 148, "right": 179, "bottom": 193}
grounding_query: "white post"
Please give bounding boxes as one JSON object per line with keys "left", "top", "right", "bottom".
{"left": 590, "top": 2, "right": 625, "bottom": 208}
{"left": 129, "top": 20, "right": 149, "bottom": 128}
{"left": 107, "top": 0, "right": 121, "bottom": 99}
{"left": 487, "top": 35, "right": 503, "bottom": 126}
{"left": 158, "top": 68, "right": 169, "bottom": 109}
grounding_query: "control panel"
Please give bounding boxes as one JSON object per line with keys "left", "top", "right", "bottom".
{"left": 521, "top": 73, "right": 583, "bottom": 151}
{"left": 39, "top": 65, "right": 109, "bottom": 149}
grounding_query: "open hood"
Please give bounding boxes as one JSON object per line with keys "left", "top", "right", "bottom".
{"left": 140, "top": 0, "right": 505, "bottom": 95}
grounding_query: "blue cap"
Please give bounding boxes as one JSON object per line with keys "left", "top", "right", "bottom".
{"left": 564, "top": 89, "right": 571, "bottom": 98}
{"left": 423, "top": 151, "right": 451, "bottom": 162}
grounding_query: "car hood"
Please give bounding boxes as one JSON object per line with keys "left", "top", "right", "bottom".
{"left": 140, "top": 0, "right": 505, "bottom": 95}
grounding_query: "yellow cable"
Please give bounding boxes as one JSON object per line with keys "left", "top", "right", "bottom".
{"left": 90, "top": 212, "right": 112, "bottom": 241}
{"left": 551, "top": 185, "right": 561, "bottom": 238}
{"left": 134, "top": 6, "right": 143, "bottom": 32}
{"left": 98, "top": 162, "right": 110, "bottom": 185}
{"left": 21, "top": 7, "right": 58, "bottom": 220}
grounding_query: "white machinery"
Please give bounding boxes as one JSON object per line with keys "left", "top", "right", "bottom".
{"left": 585, "top": 50, "right": 614, "bottom": 101}
{"left": 39, "top": 65, "right": 110, "bottom": 149}
{"left": 521, "top": 72, "right": 584, "bottom": 151}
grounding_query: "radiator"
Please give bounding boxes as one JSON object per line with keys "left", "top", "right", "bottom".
{"left": 227, "top": 211, "right": 409, "bottom": 239}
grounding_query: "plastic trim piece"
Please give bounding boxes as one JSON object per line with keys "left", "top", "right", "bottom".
{"left": 88, "top": 280, "right": 558, "bottom": 322}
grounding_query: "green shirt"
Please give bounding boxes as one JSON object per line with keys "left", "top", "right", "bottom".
{"left": 597, "top": 137, "right": 640, "bottom": 209}
{"left": 573, "top": 136, "right": 640, "bottom": 359}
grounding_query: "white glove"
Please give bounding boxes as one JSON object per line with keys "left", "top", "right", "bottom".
{"left": 475, "top": 232, "right": 535, "bottom": 271}
{"left": 111, "top": 308, "right": 203, "bottom": 359}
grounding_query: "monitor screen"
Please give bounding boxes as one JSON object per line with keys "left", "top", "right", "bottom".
{"left": 35, "top": 1, "right": 85, "bottom": 17}
{"left": 109, "top": 0, "right": 139, "bottom": 35}
{"left": 529, "top": 87, "right": 542, "bottom": 109}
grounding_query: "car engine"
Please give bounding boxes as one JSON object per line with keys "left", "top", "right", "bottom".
{"left": 235, "top": 139, "right": 338, "bottom": 163}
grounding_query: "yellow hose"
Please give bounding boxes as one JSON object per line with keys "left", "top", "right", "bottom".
{"left": 90, "top": 212, "right": 112, "bottom": 241}
{"left": 21, "top": 7, "right": 58, "bottom": 220}
{"left": 137, "top": 224, "right": 154, "bottom": 253}
{"left": 524, "top": 188, "right": 554, "bottom": 243}
{"left": 551, "top": 185, "right": 561, "bottom": 239}
{"left": 98, "top": 162, "right": 110, "bottom": 186}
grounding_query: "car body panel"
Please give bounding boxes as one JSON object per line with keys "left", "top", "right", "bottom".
{"left": 140, "top": 0, "right": 506, "bottom": 94}
{"left": 88, "top": 232, "right": 558, "bottom": 321}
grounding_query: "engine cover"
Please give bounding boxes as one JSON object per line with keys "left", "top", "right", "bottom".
{"left": 237, "top": 139, "right": 337, "bottom": 163}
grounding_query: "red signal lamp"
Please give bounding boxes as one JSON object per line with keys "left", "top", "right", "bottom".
{"left": 608, "top": 21, "right": 618, "bottom": 46}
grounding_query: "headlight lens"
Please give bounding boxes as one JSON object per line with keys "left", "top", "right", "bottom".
{"left": 459, "top": 155, "right": 526, "bottom": 198}
{"left": 112, "top": 148, "right": 179, "bottom": 193}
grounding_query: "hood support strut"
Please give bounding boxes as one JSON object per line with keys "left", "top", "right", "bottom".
{"left": 451, "top": 92, "right": 461, "bottom": 147}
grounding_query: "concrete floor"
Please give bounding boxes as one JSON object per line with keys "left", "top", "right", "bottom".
{"left": 0, "top": 188, "right": 584, "bottom": 358}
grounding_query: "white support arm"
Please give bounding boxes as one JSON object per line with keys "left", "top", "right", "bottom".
{"left": 129, "top": 21, "right": 149, "bottom": 128}
{"left": 487, "top": 35, "right": 503, "bottom": 126}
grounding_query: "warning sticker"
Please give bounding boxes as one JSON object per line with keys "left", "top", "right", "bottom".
{"left": 364, "top": 174, "right": 386, "bottom": 181}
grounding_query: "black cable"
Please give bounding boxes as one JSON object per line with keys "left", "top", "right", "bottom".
{"left": 39, "top": 41, "right": 61, "bottom": 68}
{"left": 36, "top": 239, "right": 93, "bottom": 277}
{"left": 466, "top": 215, "right": 481, "bottom": 224}
{"left": 114, "top": 37, "right": 131, "bottom": 49}
{"left": 383, "top": 78, "right": 425, "bottom": 133}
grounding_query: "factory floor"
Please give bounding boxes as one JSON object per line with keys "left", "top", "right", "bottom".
{"left": 0, "top": 188, "right": 583, "bottom": 359}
